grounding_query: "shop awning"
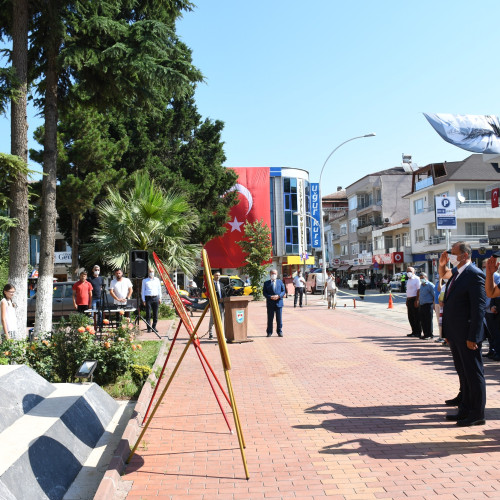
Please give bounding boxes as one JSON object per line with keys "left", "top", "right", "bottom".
{"left": 337, "top": 265, "right": 351, "bottom": 271}
{"left": 351, "top": 265, "right": 372, "bottom": 271}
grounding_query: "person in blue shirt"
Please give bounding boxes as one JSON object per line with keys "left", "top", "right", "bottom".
{"left": 433, "top": 277, "right": 444, "bottom": 342}
{"left": 418, "top": 272, "right": 435, "bottom": 339}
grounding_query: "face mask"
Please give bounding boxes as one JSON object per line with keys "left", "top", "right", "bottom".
{"left": 448, "top": 255, "right": 459, "bottom": 266}
{"left": 271, "top": 274, "right": 277, "bottom": 281}
{"left": 406, "top": 272, "right": 412, "bottom": 278}
{"left": 149, "top": 272, "right": 154, "bottom": 278}
{"left": 93, "top": 270, "right": 100, "bottom": 276}
{"left": 420, "top": 279, "right": 426, "bottom": 284}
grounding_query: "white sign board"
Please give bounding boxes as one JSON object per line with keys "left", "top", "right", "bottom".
{"left": 435, "top": 196, "right": 457, "bottom": 229}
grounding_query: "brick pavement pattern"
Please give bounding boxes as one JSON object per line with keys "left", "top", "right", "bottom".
{"left": 123, "top": 295, "right": 500, "bottom": 499}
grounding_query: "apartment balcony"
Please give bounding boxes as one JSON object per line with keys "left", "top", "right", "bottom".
{"left": 450, "top": 234, "right": 489, "bottom": 245}
{"left": 457, "top": 201, "right": 497, "bottom": 219}
{"left": 357, "top": 224, "right": 374, "bottom": 236}
{"left": 357, "top": 201, "right": 382, "bottom": 217}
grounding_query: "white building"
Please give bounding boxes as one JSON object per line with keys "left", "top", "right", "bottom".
{"left": 404, "top": 154, "right": 500, "bottom": 276}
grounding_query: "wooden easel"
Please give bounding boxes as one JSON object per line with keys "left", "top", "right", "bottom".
{"left": 127, "top": 249, "right": 249, "bottom": 479}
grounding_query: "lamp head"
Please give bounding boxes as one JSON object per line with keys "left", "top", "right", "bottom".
{"left": 364, "top": 133, "right": 376, "bottom": 137}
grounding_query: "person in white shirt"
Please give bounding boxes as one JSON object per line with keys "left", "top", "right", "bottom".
{"left": 405, "top": 267, "right": 422, "bottom": 337}
{"left": 109, "top": 268, "right": 133, "bottom": 307}
{"left": 293, "top": 270, "right": 306, "bottom": 308}
{"left": 1, "top": 284, "right": 17, "bottom": 340}
{"left": 141, "top": 267, "right": 162, "bottom": 332}
{"left": 326, "top": 270, "right": 337, "bottom": 310}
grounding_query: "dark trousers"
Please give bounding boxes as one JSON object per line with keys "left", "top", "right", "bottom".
{"left": 267, "top": 305, "right": 283, "bottom": 335}
{"left": 448, "top": 339, "right": 486, "bottom": 419}
{"left": 145, "top": 295, "right": 159, "bottom": 330}
{"left": 406, "top": 297, "right": 421, "bottom": 335}
{"left": 77, "top": 304, "right": 89, "bottom": 313}
{"left": 419, "top": 303, "right": 434, "bottom": 337}
{"left": 294, "top": 287, "right": 304, "bottom": 307}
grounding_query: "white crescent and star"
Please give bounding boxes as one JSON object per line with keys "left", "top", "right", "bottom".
{"left": 226, "top": 183, "right": 253, "bottom": 232}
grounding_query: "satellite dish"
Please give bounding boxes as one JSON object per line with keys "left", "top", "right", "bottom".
{"left": 457, "top": 192, "right": 466, "bottom": 203}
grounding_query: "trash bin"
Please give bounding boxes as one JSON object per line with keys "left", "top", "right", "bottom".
{"left": 223, "top": 296, "right": 253, "bottom": 343}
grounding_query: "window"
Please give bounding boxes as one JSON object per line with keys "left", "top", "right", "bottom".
{"left": 340, "top": 223, "right": 347, "bottom": 235}
{"left": 349, "top": 218, "right": 358, "bottom": 233}
{"left": 403, "top": 233, "right": 410, "bottom": 247}
{"left": 465, "top": 222, "right": 485, "bottom": 235}
{"left": 283, "top": 177, "right": 300, "bottom": 254}
{"left": 351, "top": 243, "right": 359, "bottom": 255}
{"left": 415, "top": 228, "right": 425, "bottom": 243}
{"left": 374, "top": 189, "right": 382, "bottom": 204}
{"left": 374, "top": 236, "right": 383, "bottom": 250}
{"left": 348, "top": 196, "right": 357, "bottom": 210}
{"left": 395, "top": 234, "right": 401, "bottom": 251}
{"left": 55, "top": 239, "right": 67, "bottom": 252}
{"left": 463, "top": 189, "right": 485, "bottom": 203}
{"left": 341, "top": 244, "right": 348, "bottom": 255}
{"left": 414, "top": 198, "right": 424, "bottom": 214}
{"left": 357, "top": 193, "right": 372, "bottom": 209}
{"left": 384, "top": 236, "right": 393, "bottom": 249}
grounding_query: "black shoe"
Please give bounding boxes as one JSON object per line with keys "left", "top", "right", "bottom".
{"left": 147, "top": 329, "right": 151, "bottom": 333}
{"left": 445, "top": 413, "right": 467, "bottom": 421}
{"left": 209, "top": 333, "right": 213, "bottom": 339}
{"left": 407, "top": 333, "right": 420, "bottom": 337}
{"left": 486, "top": 350, "right": 496, "bottom": 358}
{"left": 267, "top": 333, "right": 272, "bottom": 337}
{"left": 277, "top": 333, "right": 283, "bottom": 337}
{"left": 421, "top": 335, "right": 434, "bottom": 340}
{"left": 445, "top": 395, "right": 461, "bottom": 406}
{"left": 492, "top": 354, "right": 500, "bottom": 361}
{"left": 457, "top": 417, "right": 486, "bottom": 427}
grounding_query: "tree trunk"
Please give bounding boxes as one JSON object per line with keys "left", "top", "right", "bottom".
{"left": 9, "top": 0, "right": 29, "bottom": 339}
{"left": 34, "top": 28, "right": 58, "bottom": 335}
{"left": 71, "top": 214, "right": 79, "bottom": 279}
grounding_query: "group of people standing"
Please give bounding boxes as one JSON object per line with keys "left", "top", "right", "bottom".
{"left": 0, "top": 265, "right": 164, "bottom": 339}
{"left": 405, "top": 241, "right": 500, "bottom": 427}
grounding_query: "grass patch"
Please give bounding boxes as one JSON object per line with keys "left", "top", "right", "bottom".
{"left": 102, "top": 340, "right": 162, "bottom": 399}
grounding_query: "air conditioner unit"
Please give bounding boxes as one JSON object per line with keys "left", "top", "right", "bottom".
{"left": 384, "top": 217, "right": 391, "bottom": 223}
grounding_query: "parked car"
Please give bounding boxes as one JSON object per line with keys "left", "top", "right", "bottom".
{"left": 347, "top": 273, "right": 363, "bottom": 290}
{"left": 27, "top": 281, "right": 76, "bottom": 322}
{"left": 202, "top": 275, "right": 252, "bottom": 298}
{"left": 27, "top": 281, "right": 115, "bottom": 322}
{"left": 390, "top": 273, "right": 403, "bottom": 292}
{"left": 306, "top": 272, "right": 324, "bottom": 294}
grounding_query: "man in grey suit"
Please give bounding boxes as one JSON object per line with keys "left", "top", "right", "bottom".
{"left": 439, "top": 241, "right": 486, "bottom": 426}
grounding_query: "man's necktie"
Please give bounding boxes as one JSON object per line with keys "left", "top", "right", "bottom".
{"left": 445, "top": 271, "right": 458, "bottom": 298}
{"left": 272, "top": 280, "right": 275, "bottom": 292}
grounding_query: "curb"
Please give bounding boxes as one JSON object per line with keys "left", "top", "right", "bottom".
{"left": 94, "top": 320, "right": 176, "bottom": 500}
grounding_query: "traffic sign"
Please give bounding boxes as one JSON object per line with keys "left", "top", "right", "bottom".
{"left": 435, "top": 196, "right": 457, "bottom": 229}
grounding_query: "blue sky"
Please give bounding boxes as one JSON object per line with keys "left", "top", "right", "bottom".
{"left": 2, "top": 0, "right": 500, "bottom": 196}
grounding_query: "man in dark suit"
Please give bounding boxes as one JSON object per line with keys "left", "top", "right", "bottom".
{"left": 263, "top": 269, "right": 286, "bottom": 337}
{"left": 439, "top": 241, "right": 487, "bottom": 426}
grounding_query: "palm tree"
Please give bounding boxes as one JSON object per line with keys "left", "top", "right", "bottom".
{"left": 83, "top": 172, "right": 200, "bottom": 275}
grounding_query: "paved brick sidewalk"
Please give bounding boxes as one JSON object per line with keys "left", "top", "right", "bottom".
{"left": 122, "top": 296, "right": 500, "bottom": 499}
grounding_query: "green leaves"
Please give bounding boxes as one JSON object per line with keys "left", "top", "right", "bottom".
{"left": 84, "top": 171, "right": 200, "bottom": 275}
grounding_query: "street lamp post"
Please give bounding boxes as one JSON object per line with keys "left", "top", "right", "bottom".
{"left": 293, "top": 209, "right": 319, "bottom": 274}
{"left": 318, "top": 133, "right": 376, "bottom": 298}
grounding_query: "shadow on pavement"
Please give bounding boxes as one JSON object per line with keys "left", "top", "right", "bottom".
{"left": 296, "top": 402, "right": 500, "bottom": 460}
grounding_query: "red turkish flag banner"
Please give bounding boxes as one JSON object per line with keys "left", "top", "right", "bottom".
{"left": 492, "top": 187, "right": 499, "bottom": 208}
{"left": 204, "top": 167, "right": 271, "bottom": 268}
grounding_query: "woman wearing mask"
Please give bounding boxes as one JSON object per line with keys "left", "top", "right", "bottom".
{"left": 1, "top": 284, "right": 17, "bottom": 340}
